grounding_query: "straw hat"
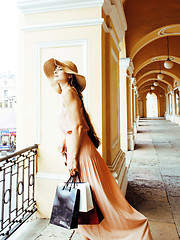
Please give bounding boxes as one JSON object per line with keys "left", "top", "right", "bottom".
{"left": 43, "top": 58, "right": 86, "bottom": 94}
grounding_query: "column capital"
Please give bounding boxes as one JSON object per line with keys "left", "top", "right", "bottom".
{"left": 131, "top": 77, "right": 136, "bottom": 86}
{"left": 169, "top": 91, "right": 173, "bottom": 95}
{"left": 119, "top": 58, "right": 131, "bottom": 68}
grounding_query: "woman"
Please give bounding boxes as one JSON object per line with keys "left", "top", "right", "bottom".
{"left": 44, "top": 59, "right": 153, "bottom": 240}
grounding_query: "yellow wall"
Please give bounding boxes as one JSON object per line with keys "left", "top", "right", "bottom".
{"left": 17, "top": 2, "right": 127, "bottom": 218}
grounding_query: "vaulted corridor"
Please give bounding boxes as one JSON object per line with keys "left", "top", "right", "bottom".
{"left": 126, "top": 118, "right": 180, "bottom": 240}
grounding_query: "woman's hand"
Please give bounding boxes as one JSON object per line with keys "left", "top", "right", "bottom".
{"left": 67, "top": 157, "right": 79, "bottom": 176}
{"left": 58, "top": 138, "right": 66, "bottom": 154}
{"left": 58, "top": 139, "right": 67, "bottom": 165}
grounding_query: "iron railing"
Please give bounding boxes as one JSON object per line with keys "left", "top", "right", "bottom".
{"left": 0, "top": 144, "right": 38, "bottom": 239}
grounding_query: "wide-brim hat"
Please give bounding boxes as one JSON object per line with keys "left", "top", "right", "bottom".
{"left": 43, "top": 58, "right": 86, "bottom": 94}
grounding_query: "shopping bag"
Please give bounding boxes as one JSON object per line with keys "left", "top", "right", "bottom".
{"left": 78, "top": 191, "right": 104, "bottom": 225}
{"left": 75, "top": 182, "right": 94, "bottom": 212}
{"left": 50, "top": 177, "right": 80, "bottom": 229}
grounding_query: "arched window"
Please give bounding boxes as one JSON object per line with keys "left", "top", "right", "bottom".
{"left": 146, "top": 93, "right": 158, "bottom": 117}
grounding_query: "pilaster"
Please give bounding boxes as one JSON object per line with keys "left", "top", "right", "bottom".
{"left": 108, "top": 150, "right": 127, "bottom": 196}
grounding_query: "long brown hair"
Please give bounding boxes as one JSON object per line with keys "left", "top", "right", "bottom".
{"left": 69, "top": 75, "right": 100, "bottom": 148}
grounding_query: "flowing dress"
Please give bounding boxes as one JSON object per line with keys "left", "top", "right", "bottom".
{"left": 58, "top": 90, "right": 153, "bottom": 240}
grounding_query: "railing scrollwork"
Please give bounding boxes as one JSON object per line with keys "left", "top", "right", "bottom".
{"left": 0, "top": 144, "right": 38, "bottom": 239}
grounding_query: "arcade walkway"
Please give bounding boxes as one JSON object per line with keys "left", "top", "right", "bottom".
{"left": 126, "top": 118, "right": 180, "bottom": 240}
{"left": 10, "top": 118, "right": 180, "bottom": 240}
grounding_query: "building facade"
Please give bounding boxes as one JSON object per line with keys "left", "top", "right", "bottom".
{"left": 0, "top": 72, "right": 16, "bottom": 110}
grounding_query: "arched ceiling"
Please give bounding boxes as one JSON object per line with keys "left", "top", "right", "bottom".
{"left": 123, "top": 0, "right": 180, "bottom": 96}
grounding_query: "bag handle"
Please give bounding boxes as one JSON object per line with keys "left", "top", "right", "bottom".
{"left": 62, "top": 172, "right": 81, "bottom": 191}
{"left": 62, "top": 175, "right": 74, "bottom": 190}
{"left": 75, "top": 172, "right": 81, "bottom": 183}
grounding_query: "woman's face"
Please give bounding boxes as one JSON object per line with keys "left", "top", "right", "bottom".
{"left": 54, "top": 66, "right": 69, "bottom": 82}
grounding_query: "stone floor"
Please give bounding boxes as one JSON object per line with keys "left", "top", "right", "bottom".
{"left": 126, "top": 118, "right": 180, "bottom": 240}
{"left": 9, "top": 118, "right": 180, "bottom": 240}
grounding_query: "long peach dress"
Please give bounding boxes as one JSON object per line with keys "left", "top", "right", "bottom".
{"left": 59, "top": 92, "right": 153, "bottom": 240}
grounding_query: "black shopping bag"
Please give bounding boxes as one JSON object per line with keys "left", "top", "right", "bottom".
{"left": 50, "top": 179, "right": 80, "bottom": 229}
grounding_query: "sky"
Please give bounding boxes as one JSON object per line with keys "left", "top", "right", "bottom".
{"left": 0, "top": 0, "right": 18, "bottom": 74}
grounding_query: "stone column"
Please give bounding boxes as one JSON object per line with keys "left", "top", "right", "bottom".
{"left": 132, "top": 79, "right": 137, "bottom": 135}
{"left": 136, "top": 92, "right": 140, "bottom": 121}
{"left": 119, "top": 58, "right": 130, "bottom": 151}
{"left": 173, "top": 91, "right": 175, "bottom": 115}
{"left": 178, "top": 87, "right": 180, "bottom": 115}
{"left": 165, "top": 93, "right": 169, "bottom": 115}
{"left": 126, "top": 76, "right": 133, "bottom": 150}
{"left": 172, "top": 91, "right": 175, "bottom": 122}
{"left": 157, "top": 96, "right": 160, "bottom": 117}
{"left": 126, "top": 76, "right": 135, "bottom": 151}
{"left": 138, "top": 96, "right": 143, "bottom": 118}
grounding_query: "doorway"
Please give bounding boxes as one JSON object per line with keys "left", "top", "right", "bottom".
{"left": 146, "top": 93, "right": 158, "bottom": 117}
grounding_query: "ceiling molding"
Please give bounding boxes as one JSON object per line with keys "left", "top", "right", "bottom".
{"left": 139, "top": 88, "right": 166, "bottom": 97}
{"left": 130, "top": 24, "right": 180, "bottom": 60}
{"left": 138, "top": 85, "right": 167, "bottom": 94}
{"left": 158, "top": 25, "right": 180, "bottom": 36}
{"left": 137, "top": 78, "right": 172, "bottom": 89}
{"left": 137, "top": 70, "right": 180, "bottom": 85}
{"left": 139, "top": 83, "right": 166, "bottom": 93}
{"left": 134, "top": 56, "right": 180, "bottom": 77}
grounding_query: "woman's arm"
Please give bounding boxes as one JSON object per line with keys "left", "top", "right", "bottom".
{"left": 62, "top": 88, "right": 84, "bottom": 175}
{"left": 58, "top": 137, "right": 67, "bottom": 156}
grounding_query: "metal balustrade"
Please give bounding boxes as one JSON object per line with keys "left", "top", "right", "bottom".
{"left": 0, "top": 144, "right": 38, "bottom": 239}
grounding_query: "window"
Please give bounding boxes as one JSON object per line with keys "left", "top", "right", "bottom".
{"left": 4, "top": 100, "right": 8, "bottom": 108}
{"left": 4, "top": 90, "right": 8, "bottom": 97}
{"left": 146, "top": 93, "right": 158, "bottom": 117}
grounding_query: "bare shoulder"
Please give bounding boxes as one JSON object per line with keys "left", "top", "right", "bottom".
{"left": 62, "top": 87, "right": 77, "bottom": 107}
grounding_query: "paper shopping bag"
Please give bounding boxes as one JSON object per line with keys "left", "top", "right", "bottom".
{"left": 50, "top": 184, "right": 80, "bottom": 229}
{"left": 78, "top": 192, "right": 104, "bottom": 225}
{"left": 75, "top": 182, "right": 94, "bottom": 212}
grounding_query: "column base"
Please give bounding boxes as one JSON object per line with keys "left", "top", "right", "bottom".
{"left": 128, "top": 129, "right": 135, "bottom": 151}
{"left": 134, "top": 117, "right": 139, "bottom": 136}
{"left": 166, "top": 113, "right": 180, "bottom": 126}
{"left": 108, "top": 150, "right": 128, "bottom": 196}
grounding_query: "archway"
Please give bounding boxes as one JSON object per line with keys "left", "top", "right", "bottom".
{"left": 146, "top": 93, "right": 158, "bottom": 117}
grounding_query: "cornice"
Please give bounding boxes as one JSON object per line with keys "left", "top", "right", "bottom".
{"left": 103, "top": 0, "right": 127, "bottom": 42}
{"left": 17, "top": 0, "right": 104, "bottom": 14}
{"left": 21, "top": 18, "right": 104, "bottom": 32}
{"left": 112, "top": 0, "right": 127, "bottom": 31}
{"left": 18, "top": 0, "right": 127, "bottom": 43}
